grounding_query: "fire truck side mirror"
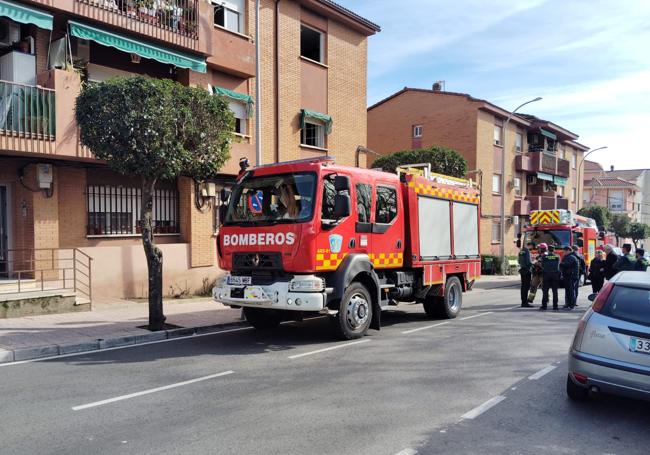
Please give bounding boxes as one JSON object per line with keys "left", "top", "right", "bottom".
{"left": 334, "top": 194, "right": 351, "bottom": 218}
{"left": 333, "top": 175, "right": 351, "bottom": 192}
{"left": 577, "top": 239, "right": 584, "bottom": 248}
{"left": 220, "top": 188, "right": 231, "bottom": 203}
{"left": 516, "top": 240, "right": 521, "bottom": 248}
{"left": 598, "top": 231, "right": 605, "bottom": 240}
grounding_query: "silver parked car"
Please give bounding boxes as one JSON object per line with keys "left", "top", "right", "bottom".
{"left": 567, "top": 271, "right": 650, "bottom": 401}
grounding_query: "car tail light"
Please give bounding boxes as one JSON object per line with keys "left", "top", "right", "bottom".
{"left": 572, "top": 372, "right": 588, "bottom": 384}
{"left": 572, "top": 319, "right": 588, "bottom": 351}
{"left": 592, "top": 282, "right": 614, "bottom": 313}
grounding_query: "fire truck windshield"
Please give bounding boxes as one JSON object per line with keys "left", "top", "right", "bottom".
{"left": 523, "top": 229, "right": 571, "bottom": 249}
{"left": 224, "top": 172, "right": 316, "bottom": 225}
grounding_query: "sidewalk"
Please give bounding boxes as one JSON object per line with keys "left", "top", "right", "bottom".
{"left": 0, "top": 298, "right": 242, "bottom": 364}
{"left": 472, "top": 274, "right": 520, "bottom": 290}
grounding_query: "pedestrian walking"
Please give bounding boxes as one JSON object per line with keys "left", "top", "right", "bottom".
{"left": 540, "top": 244, "right": 560, "bottom": 311}
{"left": 561, "top": 246, "right": 580, "bottom": 309}
{"left": 588, "top": 250, "right": 606, "bottom": 293}
{"left": 635, "top": 248, "right": 649, "bottom": 272}
{"left": 614, "top": 243, "right": 636, "bottom": 275}
{"left": 604, "top": 245, "right": 618, "bottom": 280}
{"left": 519, "top": 242, "right": 535, "bottom": 307}
{"left": 571, "top": 245, "right": 586, "bottom": 303}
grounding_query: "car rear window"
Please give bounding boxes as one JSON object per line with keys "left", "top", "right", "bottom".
{"left": 604, "top": 286, "right": 650, "bottom": 327}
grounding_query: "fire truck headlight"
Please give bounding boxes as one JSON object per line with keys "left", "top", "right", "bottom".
{"left": 289, "top": 277, "right": 325, "bottom": 292}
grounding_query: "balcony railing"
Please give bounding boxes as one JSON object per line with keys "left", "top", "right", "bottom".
{"left": 75, "top": 0, "right": 199, "bottom": 46}
{"left": 514, "top": 199, "right": 531, "bottom": 216}
{"left": 515, "top": 151, "right": 570, "bottom": 178}
{"left": 0, "top": 80, "right": 55, "bottom": 140}
{"left": 526, "top": 196, "right": 569, "bottom": 211}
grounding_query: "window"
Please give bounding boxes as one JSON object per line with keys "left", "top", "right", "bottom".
{"left": 572, "top": 187, "right": 577, "bottom": 203}
{"left": 229, "top": 101, "right": 248, "bottom": 135}
{"left": 602, "top": 286, "right": 650, "bottom": 327}
{"left": 301, "top": 25, "right": 324, "bottom": 63}
{"left": 493, "top": 125, "right": 502, "bottom": 146}
{"left": 515, "top": 133, "right": 523, "bottom": 152}
{"left": 375, "top": 186, "right": 397, "bottom": 224}
{"left": 413, "top": 125, "right": 423, "bottom": 138}
{"left": 558, "top": 186, "right": 565, "bottom": 197}
{"left": 572, "top": 151, "right": 577, "bottom": 169}
{"left": 609, "top": 190, "right": 624, "bottom": 211}
{"left": 301, "top": 121, "right": 325, "bottom": 148}
{"left": 492, "top": 174, "right": 502, "bottom": 194}
{"left": 86, "top": 185, "right": 178, "bottom": 236}
{"left": 492, "top": 220, "right": 501, "bottom": 243}
{"left": 321, "top": 177, "right": 337, "bottom": 222}
{"left": 583, "top": 189, "right": 590, "bottom": 203}
{"left": 559, "top": 147, "right": 566, "bottom": 160}
{"left": 213, "top": 0, "right": 245, "bottom": 34}
{"left": 514, "top": 176, "right": 522, "bottom": 196}
{"left": 356, "top": 183, "right": 372, "bottom": 223}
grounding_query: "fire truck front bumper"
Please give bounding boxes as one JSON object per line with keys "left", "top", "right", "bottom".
{"left": 212, "top": 274, "right": 329, "bottom": 312}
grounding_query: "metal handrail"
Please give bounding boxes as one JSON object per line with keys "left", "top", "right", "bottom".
{"left": 0, "top": 79, "right": 56, "bottom": 139}
{"left": 0, "top": 248, "right": 92, "bottom": 303}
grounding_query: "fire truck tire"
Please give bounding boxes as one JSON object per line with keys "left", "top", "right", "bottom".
{"left": 331, "top": 282, "right": 373, "bottom": 340}
{"left": 424, "top": 277, "right": 463, "bottom": 319}
{"left": 243, "top": 307, "right": 283, "bottom": 330}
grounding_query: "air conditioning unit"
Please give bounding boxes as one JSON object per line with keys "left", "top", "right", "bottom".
{"left": 512, "top": 215, "right": 520, "bottom": 225}
{"left": 49, "top": 37, "right": 66, "bottom": 69}
{"left": 0, "top": 18, "right": 20, "bottom": 48}
{"left": 527, "top": 175, "right": 538, "bottom": 185}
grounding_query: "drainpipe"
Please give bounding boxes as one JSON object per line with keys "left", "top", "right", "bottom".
{"left": 275, "top": 0, "right": 280, "bottom": 164}
{"left": 254, "top": 0, "right": 262, "bottom": 166}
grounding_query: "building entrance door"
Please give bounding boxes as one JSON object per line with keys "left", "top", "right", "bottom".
{"left": 0, "top": 185, "right": 7, "bottom": 277}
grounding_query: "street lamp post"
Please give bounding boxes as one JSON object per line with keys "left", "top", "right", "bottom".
{"left": 500, "top": 97, "right": 542, "bottom": 274}
{"left": 577, "top": 146, "right": 607, "bottom": 207}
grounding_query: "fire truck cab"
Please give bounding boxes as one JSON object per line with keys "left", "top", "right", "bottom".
{"left": 213, "top": 157, "right": 481, "bottom": 339}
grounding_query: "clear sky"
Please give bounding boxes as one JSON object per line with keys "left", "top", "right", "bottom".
{"left": 352, "top": 0, "right": 650, "bottom": 170}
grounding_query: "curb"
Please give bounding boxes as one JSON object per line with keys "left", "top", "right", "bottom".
{"left": 0, "top": 321, "right": 248, "bottom": 365}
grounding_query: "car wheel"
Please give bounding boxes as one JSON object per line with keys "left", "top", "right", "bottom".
{"left": 331, "top": 282, "right": 372, "bottom": 340}
{"left": 566, "top": 375, "right": 589, "bottom": 401}
{"left": 243, "top": 307, "right": 283, "bottom": 330}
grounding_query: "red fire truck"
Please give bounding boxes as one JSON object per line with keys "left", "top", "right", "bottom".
{"left": 213, "top": 157, "right": 481, "bottom": 339}
{"left": 519, "top": 209, "right": 601, "bottom": 282}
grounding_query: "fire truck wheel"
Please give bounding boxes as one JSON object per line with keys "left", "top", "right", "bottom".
{"left": 424, "top": 277, "right": 463, "bottom": 319}
{"left": 331, "top": 282, "right": 373, "bottom": 340}
{"left": 243, "top": 307, "right": 283, "bottom": 330}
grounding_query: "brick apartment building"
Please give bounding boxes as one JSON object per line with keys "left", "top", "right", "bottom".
{"left": 584, "top": 161, "right": 645, "bottom": 223}
{"left": 0, "top": 0, "right": 379, "bottom": 300}
{"left": 367, "top": 87, "right": 587, "bottom": 256}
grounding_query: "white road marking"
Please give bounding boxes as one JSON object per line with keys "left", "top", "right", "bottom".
{"left": 288, "top": 339, "right": 370, "bottom": 359}
{"left": 461, "top": 395, "right": 506, "bottom": 420}
{"left": 395, "top": 449, "right": 418, "bottom": 455}
{"left": 72, "top": 370, "right": 234, "bottom": 411}
{"left": 528, "top": 365, "right": 557, "bottom": 380}
{"left": 0, "top": 326, "right": 255, "bottom": 367}
{"left": 459, "top": 311, "right": 494, "bottom": 321}
{"left": 402, "top": 321, "right": 450, "bottom": 334}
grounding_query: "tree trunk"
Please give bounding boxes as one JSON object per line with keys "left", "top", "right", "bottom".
{"left": 141, "top": 177, "right": 166, "bottom": 331}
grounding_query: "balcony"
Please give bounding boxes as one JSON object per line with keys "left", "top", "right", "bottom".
{"left": 526, "top": 196, "right": 569, "bottom": 211}
{"left": 514, "top": 199, "right": 531, "bottom": 216}
{"left": 515, "top": 151, "right": 570, "bottom": 178}
{"left": 207, "top": 25, "right": 255, "bottom": 78}
{"left": 29, "top": 0, "right": 201, "bottom": 51}
{"left": 0, "top": 80, "right": 56, "bottom": 155}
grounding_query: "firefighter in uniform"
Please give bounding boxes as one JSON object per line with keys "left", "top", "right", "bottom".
{"left": 518, "top": 242, "right": 535, "bottom": 307}
{"left": 561, "top": 246, "right": 580, "bottom": 310}
{"left": 635, "top": 248, "right": 649, "bottom": 272}
{"left": 540, "top": 244, "right": 561, "bottom": 311}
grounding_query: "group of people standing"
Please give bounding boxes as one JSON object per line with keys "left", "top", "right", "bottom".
{"left": 518, "top": 242, "right": 649, "bottom": 311}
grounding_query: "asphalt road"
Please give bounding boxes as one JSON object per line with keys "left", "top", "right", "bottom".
{"left": 2, "top": 287, "right": 649, "bottom": 455}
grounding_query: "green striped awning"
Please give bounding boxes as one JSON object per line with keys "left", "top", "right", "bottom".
{"left": 300, "top": 109, "right": 333, "bottom": 135}
{"left": 212, "top": 86, "right": 254, "bottom": 117}
{"left": 0, "top": 0, "right": 53, "bottom": 30}
{"left": 553, "top": 176, "right": 568, "bottom": 186}
{"left": 537, "top": 172, "right": 554, "bottom": 182}
{"left": 69, "top": 21, "right": 206, "bottom": 73}
{"left": 540, "top": 128, "right": 557, "bottom": 140}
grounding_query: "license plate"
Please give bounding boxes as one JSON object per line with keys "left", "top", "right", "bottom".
{"left": 630, "top": 336, "right": 650, "bottom": 354}
{"left": 228, "top": 275, "right": 251, "bottom": 285}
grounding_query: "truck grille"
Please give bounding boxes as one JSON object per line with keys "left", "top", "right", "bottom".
{"left": 233, "top": 252, "right": 283, "bottom": 271}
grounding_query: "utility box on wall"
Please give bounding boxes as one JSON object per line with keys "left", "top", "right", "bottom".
{"left": 36, "top": 164, "right": 53, "bottom": 189}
